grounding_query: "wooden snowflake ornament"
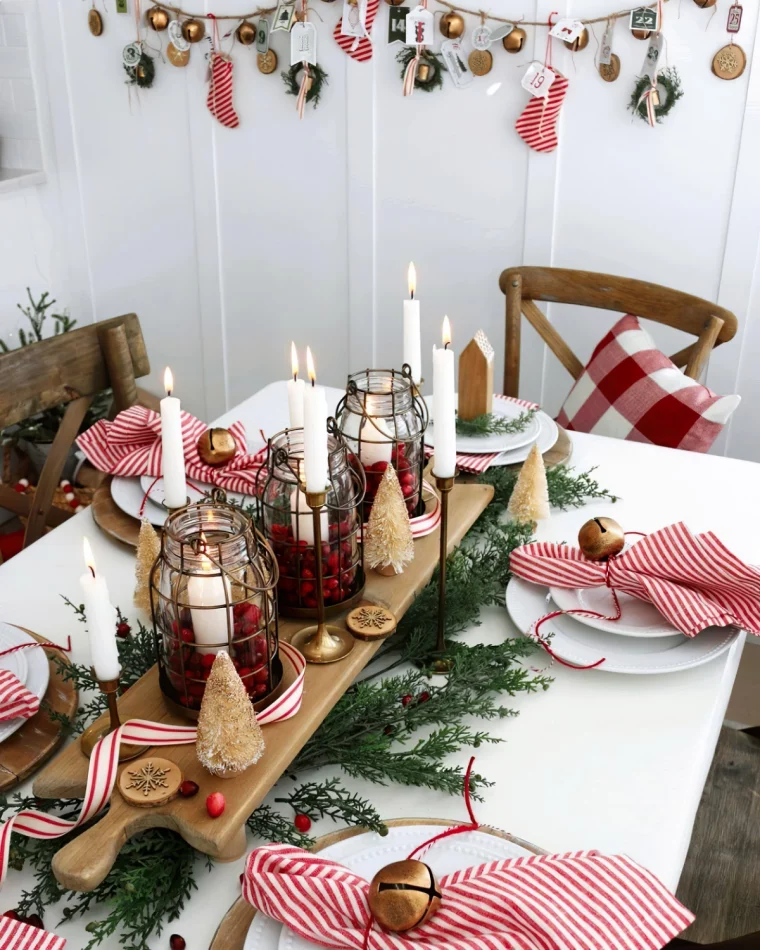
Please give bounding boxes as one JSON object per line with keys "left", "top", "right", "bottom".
{"left": 118, "top": 757, "right": 183, "bottom": 808}
{"left": 346, "top": 604, "right": 397, "bottom": 641}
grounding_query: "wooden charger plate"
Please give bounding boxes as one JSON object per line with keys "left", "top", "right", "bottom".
{"left": 210, "top": 818, "right": 546, "bottom": 949}
{"left": 0, "top": 628, "right": 78, "bottom": 792}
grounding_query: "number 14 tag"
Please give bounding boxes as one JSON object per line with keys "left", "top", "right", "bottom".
{"left": 521, "top": 61, "right": 554, "bottom": 98}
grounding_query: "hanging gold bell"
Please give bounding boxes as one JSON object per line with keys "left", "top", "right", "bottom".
{"left": 236, "top": 20, "right": 257, "bottom": 45}
{"left": 417, "top": 61, "right": 431, "bottom": 82}
{"left": 146, "top": 5, "right": 169, "bottom": 30}
{"left": 196, "top": 428, "right": 237, "bottom": 467}
{"left": 182, "top": 18, "right": 206, "bottom": 43}
{"left": 564, "top": 26, "right": 589, "bottom": 51}
{"left": 578, "top": 517, "right": 625, "bottom": 561}
{"left": 503, "top": 26, "right": 527, "bottom": 52}
{"left": 368, "top": 860, "right": 442, "bottom": 932}
{"left": 440, "top": 11, "right": 465, "bottom": 38}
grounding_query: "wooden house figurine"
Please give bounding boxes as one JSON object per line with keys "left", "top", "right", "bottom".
{"left": 458, "top": 330, "right": 494, "bottom": 420}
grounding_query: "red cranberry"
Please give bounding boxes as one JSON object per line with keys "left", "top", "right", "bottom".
{"left": 401, "top": 694, "right": 413, "bottom": 707}
{"left": 2, "top": 910, "right": 19, "bottom": 920}
{"left": 180, "top": 627, "right": 194, "bottom": 644}
{"left": 116, "top": 621, "right": 131, "bottom": 638}
{"left": 418, "top": 691, "right": 431, "bottom": 704}
{"left": 25, "top": 914, "right": 43, "bottom": 930}
{"left": 294, "top": 813, "right": 312, "bottom": 833}
{"left": 170, "top": 936, "right": 187, "bottom": 950}
{"left": 206, "top": 792, "right": 226, "bottom": 818}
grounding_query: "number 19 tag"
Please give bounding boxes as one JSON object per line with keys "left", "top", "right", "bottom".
{"left": 521, "top": 61, "right": 554, "bottom": 98}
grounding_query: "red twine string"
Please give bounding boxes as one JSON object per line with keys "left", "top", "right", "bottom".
{"left": 0, "top": 636, "right": 72, "bottom": 658}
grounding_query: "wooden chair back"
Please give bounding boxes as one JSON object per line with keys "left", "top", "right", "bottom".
{"left": 499, "top": 267, "right": 738, "bottom": 399}
{"left": 0, "top": 315, "right": 150, "bottom": 547}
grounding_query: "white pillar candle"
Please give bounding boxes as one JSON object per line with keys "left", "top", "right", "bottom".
{"left": 403, "top": 262, "right": 422, "bottom": 384}
{"left": 359, "top": 411, "right": 394, "bottom": 468}
{"left": 292, "top": 482, "right": 329, "bottom": 547}
{"left": 287, "top": 341, "right": 305, "bottom": 429}
{"left": 160, "top": 367, "right": 187, "bottom": 509}
{"left": 303, "top": 347, "right": 329, "bottom": 493}
{"left": 80, "top": 537, "right": 121, "bottom": 681}
{"left": 432, "top": 316, "right": 457, "bottom": 478}
{"left": 187, "top": 536, "right": 233, "bottom": 655}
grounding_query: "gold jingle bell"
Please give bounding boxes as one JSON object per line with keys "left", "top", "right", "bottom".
{"left": 146, "top": 5, "right": 169, "bottom": 30}
{"left": 368, "top": 860, "right": 442, "bottom": 932}
{"left": 197, "top": 428, "right": 237, "bottom": 467}
{"left": 417, "top": 61, "right": 432, "bottom": 82}
{"left": 182, "top": 18, "right": 206, "bottom": 43}
{"left": 236, "top": 20, "right": 257, "bottom": 45}
{"left": 564, "top": 26, "right": 589, "bottom": 51}
{"left": 440, "top": 11, "right": 465, "bottom": 38}
{"left": 503, "top": 26, "right": 527, "bottom": 52}
{"left": 578, "top": 517, "right": 625, "bottom": 562}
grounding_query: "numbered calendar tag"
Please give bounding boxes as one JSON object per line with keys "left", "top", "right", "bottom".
{"left": 122, "top": 41, "right": 142, "bottom": 67}
{"left": 168, "top": 20, "right": 190, "bottom": 52}
{"left": 405, "top": 6, "right": 434, "bottom": 46}
{"left": 441, "top": 40, "right": 473, "bottom": 88}
{"left": 471, "top": 24, "right": 492, "bottom": 50}
{"left": 388, "top": 6, "right": 409, "bottom": 45}
{"left": 115, "top": 0, "right": 127, "bottom": 12}
{"left": 599, "top": 22, "right": 614, "bottom": 65}
{"left": 256, "top": 18, "right": 270, "bottom": 53}
{"left": 629, "top": 6, "right": 658, "bottom": 33}
{"left": 727, "top": 3, "right": 743, "bottom": 33}
{"left": 521, "top": 61, "right": 555, "bottom": 98}
{"left": 341, "top": 0, "right": 369, "bottom": 38}
{"left": 272, "top": 1, "right": 296, "bottom": 32}
{"left": 549, "top": 18, "right": 585, "bottom": 43}
{"left": 641, "top": 31, "right": 663, "bottom": 81}
{"left": 290, "top": 21, "right": 317, "bottom": 64}
{"left": 489, "top": 23, "right": 514, "bottom": 42}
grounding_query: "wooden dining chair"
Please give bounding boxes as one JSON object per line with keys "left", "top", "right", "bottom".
{"left": 0, "top": 314, "right": 151, "bottom": 548}
{"left": 498, "top": 267, "right": 738, "bottom": 398}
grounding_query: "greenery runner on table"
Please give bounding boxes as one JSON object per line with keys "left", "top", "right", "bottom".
{"left": 0, "top": 464, "right": 616, "bottom": 948}
{"left": 455, "top": 408, "right": 537, "bottom": 438}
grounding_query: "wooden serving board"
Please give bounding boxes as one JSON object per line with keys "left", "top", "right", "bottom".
{"left": 34, "top": 482, "right": 494, "bottom": 893}
{"left": 91, "top": 476, "right": 141, "bottom": 547}
{"left": 210, "top": 818, "right": 546, "bottom": 950}
{"left": 0, "top": 629, "right": 78, "bottom": 792}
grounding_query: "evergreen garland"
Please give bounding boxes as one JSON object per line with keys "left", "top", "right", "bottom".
{"left": 396, "top": 47, "right": 444, "bottom": 92}
{"left": 455, "top": 408, "right": 537, "bottom": 438}
{"left": 629, "top": 67, "right": 683, "bottom": 124}
{"left": 2, "top": 462, "right": 615, "bottom": 947}
{"left": 282, "top": 63, "right": 329, "bottom": 109}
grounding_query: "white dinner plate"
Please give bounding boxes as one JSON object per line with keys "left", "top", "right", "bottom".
{"left": 489, "top": 410, "right": 559, "bottom": 467}
{"left": 426, "top": 396, "right": 541, "bottom": 455}
{"left": 244, "top": 825, "right": 542, "bottom": 950}
{"left": 506, "top": 577, "right": 740, "bottom": 674}
{"left": 139, "top": 475, "right": 248, "bottom": 510}
{"left": 0, "top": 623, "right": 50, "bottom": 744}
{"left": 549, "top": 585, "right": 680, "bottom": 638}
{"left": 110, "top": 476, "right": 170, "bottom": 528}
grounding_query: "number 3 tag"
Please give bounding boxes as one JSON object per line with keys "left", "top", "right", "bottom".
{"left": 521, "top": 61, "right": 554, "bottom": 98}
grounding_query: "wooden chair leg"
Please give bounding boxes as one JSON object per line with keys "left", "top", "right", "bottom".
{"left": 504, "top": 273, "right": 522, "bottom": 398}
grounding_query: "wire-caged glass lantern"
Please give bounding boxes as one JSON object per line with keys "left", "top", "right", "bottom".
{"left": 150, "top": 489, "right": 281, "bottom": 719}
{"left": 259, "top": 421, "right": 366, "bottom": 617}
{"left": 336, "top": 365, "right": 428, "bottom": 520}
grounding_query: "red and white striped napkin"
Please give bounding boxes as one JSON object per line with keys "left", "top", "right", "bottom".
{"left": 0, "top": 668, "right": 39, "bottom": 723}
{"left": 0, "top": 916, "right": 66, "bottom": 949}
{"left": 510, "top": 521, "right": 760, "bottom": 638}
{"left": 243, "top": 842, "right": 694, "bottom": 950}
{"left": 427, "top": 395, "right": 541, "bottom": 475}
{"left": 77, "top": 406, "right": 267, "bottom": 497}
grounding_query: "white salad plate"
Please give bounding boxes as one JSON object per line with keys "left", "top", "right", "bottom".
{"left": 549, "top": 585, "right": 680, "bottom": 638}
{"left": 506, "top": 577, "right": 740, "bottom": 674}
{"left": 110, "top": 475, "right": 250, "bottom": 527}
{"left": 426, "top": 396, "right": 541, "bottom": 455}
{"left": 139, "top": 475, "right": 248, "bottom": 510}
{"left": 0, "top": 623, "right": 49, "bottom": 744}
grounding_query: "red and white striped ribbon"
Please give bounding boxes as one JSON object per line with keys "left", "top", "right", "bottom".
{"left": 296, "top": 63, "right": 310, "bottom": 120}
{"left": 0, "top": 668, "right": 40, "bottom": 723}
{"left": 402, "top": 53, "right": 421, "bottom": 96}
{"left": 0, "top": 641, "right": 305, "bottom": 889}
{"left": 242, "top": 842, "right": 693, "bottom": 950}
{"left": 0, "top": 916, "right": 66, "bottom": 949}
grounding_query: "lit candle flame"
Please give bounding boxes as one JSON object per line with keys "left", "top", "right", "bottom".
{"left": 290, "top": 341, "right": 299, "bottom": 380}
{"left": 408, "top": 262, "right": 416, "bottom": 299}
{"left": 306, "top": 346, "right": 316, "bottom": 386}
{"left": 83, "top": 536, "right": 96, "bottom": 577}
{"left": 442, "top": 315, "right": 452, "bottom": 349}
{"left": 163, "top": 366, "right": 174, "bottom": 396}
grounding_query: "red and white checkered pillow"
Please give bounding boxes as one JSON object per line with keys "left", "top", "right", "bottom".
{"left": 556, "top": 314, "right": 740, "bottom": 452}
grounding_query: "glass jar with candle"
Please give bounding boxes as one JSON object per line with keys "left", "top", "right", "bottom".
{"left": 150, "top": 490, "right": 280, "bottom": 719}
{"left": 259, "top": 422, "right": 366, "bottom": 617}
{"left": 336, "top": 366, "right": 428, "bottom": 520}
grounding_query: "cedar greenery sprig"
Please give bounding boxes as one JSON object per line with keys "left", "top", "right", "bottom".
{"left": 396, "top": 47, "right": 444, "bottom": 92}
{"left": 455, "top": 408, "right": 537, "bottom": 438}
{"left": 276, "top": 778, "right": 387, "bottom": 835}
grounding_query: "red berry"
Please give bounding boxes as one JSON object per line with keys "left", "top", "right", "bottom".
{"left": 2, "top": 910, "right": 19, "bottom": 920}
{"left": 371, "top": 461, "right": 389, "bottom": 473}
{"left": 206, "top": 791, "right": 226, "bottom": 818}
{"left": 401, "top": 483, "right": 414, "bottom": 498}
{"left": 401, "top": 694, "right": 413, "bottom": 707}
{"left": 116, "top": 621, "right": 131, "bottom": 638}
{"left": 383, "top": 725, "right": 393, "bottom": 735}
{"left": 25, "top": 914, "right": 43, "bottom": 930}
{"left": 170, "top": 936, "right": 187, "bottom": 950}
{"left": 180, "top": 627, "right": 194, "bottom": 644}
{"left": 418, "top": 691, "right": 431, "bottom": 704}
{"left": 253, "top": 667, "right": 269, "bottom": 684}
{"left": 254, "top": 683, "right": 268, "bottom": 696}
{"left": 294, "top": 813, "right": 312, "bottom": 833}
{"left": 201, "top": 653, "right": 216, "bottom": 668}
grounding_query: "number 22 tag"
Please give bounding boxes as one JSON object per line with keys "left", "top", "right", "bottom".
{"left": 521, "top": 61, "right": 554, "bottom": 98}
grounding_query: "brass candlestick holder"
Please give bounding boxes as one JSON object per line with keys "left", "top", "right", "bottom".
{"left": 431, "top": 472, "right": 457, "bottom": 674}
{"left": 291, "top": 489, "right": 356, "bottom": 664}
{"left": 80, "top": 675, "right": 149, "bottom": 762}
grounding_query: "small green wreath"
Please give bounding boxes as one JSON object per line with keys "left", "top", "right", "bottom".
{"left": 396, "top": 47, "right": 444, "bottom": 93}
{"left": 629, "top": 66, "right": 683, "bottom": 124}
{"left": 282, "top": 62, "right": 329, "bottom": 110}
{"left": 124, "top": 52, "right": 155, "bottom": 89}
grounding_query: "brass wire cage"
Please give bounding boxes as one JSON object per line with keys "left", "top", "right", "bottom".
{"left": 336, "top": 364, "right": 428, "bottom": 520}
{"left": 258, "top": 420, "right": 366, "bottom": 618}
{"left": 150, "top": 488, "right": 281, "bottom": 720}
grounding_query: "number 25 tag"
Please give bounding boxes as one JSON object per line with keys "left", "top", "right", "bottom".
{"left": 521, "top": 61, "right": 554, "bottom": 98}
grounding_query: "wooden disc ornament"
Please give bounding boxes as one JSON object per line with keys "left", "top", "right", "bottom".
{"left": 258, "top": 50, "right": 278, "bottom": 73}
{"left": 167, "top": 42, "right": 190, "bottom": 66}
{"left": 440, "top": 11, "right": 465, "bottom": 38}
{"left": 632, "top": 29, "right": 651, "bottom": 40}
{"left": 599, "top": 53, "right": 621, "bottom": 82}
{"left": 197, "top": 427, "right": 237, "bottom": 466}
{"left": 693, "top": 0, "right": 717, "bottom": 6}
{"left": 578, "top": 517, "right": 625, "bottom": 561}
{"left": 503, "top": 26, "right": 526, "bottom": 52}
{"left": 368, "top": 860, "right": 442, "bottom": 932}
{"left": 237, "top": 20, "right": 257, "bottom": 45}
{"left": 712, "top": 43, "right": 746, "bottom": 80}
{"left": 182, "top": 18, "right": 206, "bottom": 43}
{"left": 146, "top": 5, "right": 169, "bottom": 31}
{"left": 118, "top": 757, "right": 183, "bottom": 808}
{"left": 88, "top": 8, "right": 103, "bottom": 35}
{"left": 468, "top": 49, "right": 493, "bottom": 76}
{"left": 346, "top": 605, "right": 397, "bottom": 641}
{"left": 386, "top": 0, "right": 406, "bottom": 5}
{"left": 564, "top": 27, "right": 589, "bottom": 51}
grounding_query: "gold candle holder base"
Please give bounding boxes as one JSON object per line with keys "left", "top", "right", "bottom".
{"left": 80, "top": 676, "right": 149, "bottom": 762}
{"left": 291, "top": 623, "right": 355, "bottom": 664}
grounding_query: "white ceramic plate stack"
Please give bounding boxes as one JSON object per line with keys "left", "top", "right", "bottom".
{"left": 110, "top": 474, "right": 251, "bottom": 528}
{"left": 0, "top": 622, "right": 50, "bottom": 742}
{"left": 243, "top": 824, "right": 544, "bottom": 950}
{"left": 425, "top": 395, "right": 559, "bottom": 467}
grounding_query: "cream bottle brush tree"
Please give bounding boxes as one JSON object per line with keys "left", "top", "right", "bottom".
{"left": 507, "top": 443, "right": 550, "bottom": 526}
{"left": 365, "top": 465, "right": 415, "bottom": 575}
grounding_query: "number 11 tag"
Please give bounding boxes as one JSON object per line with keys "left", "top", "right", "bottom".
{"left": 291, "top": 21, "right": 317, "bottom": 65}
{"left": 521, "top": 61, "right": 554, "bottom": 98}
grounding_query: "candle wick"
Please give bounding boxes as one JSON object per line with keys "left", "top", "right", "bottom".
{"left": 410, "top": 290, "right": 414, "bottom": 300}
{"left": 167, "top": 389, "right": 172, "bottom": 397}
{"left": 311, "top": 379, "right": 315, "bottom": 388}
{"left": 293, "top": 373, "right": 298, "bottom": 383}
{"left": 88, "top": 565, "right": 95, "bottom": 579}
{"left": 444, "top": 342, "right": 450, "bottom": 350}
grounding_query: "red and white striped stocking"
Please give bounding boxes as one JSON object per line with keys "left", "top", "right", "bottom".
{"left": 515, "top": 68, "right": 568, "bottom": 153}
{"left": 207, "top": 52, "right": 240, "bottom": 128}
{"left": 333, "top": 0, "right": 380, "bottom": 62}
